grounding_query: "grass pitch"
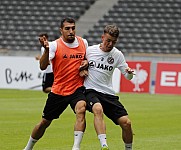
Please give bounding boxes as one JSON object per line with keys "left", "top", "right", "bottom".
{"left": 0, "top": 89, "right": 181, "bottom": 150}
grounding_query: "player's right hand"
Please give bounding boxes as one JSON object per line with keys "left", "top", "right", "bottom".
{"left": 125, "top": 67, "right": 135, "bottom": 75}
{"left": 42, "top": 36, "right": 49, "bottom": 50}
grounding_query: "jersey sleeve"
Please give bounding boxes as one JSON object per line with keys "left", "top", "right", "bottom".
{"left": 117, "top": 50, "right": 133, "bottom": 80}
{"left": 83, "top": 38, "right": 88, "bottom": 49}
{"left": 49, "top": 41, "right": 57, "bottom": 60}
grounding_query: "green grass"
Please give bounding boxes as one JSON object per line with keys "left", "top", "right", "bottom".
{"left": 0, "top": 89, "right": 181, "bottom": 150}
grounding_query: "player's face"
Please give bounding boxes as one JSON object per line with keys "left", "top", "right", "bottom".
{"left": 60, "top": 21, "right": 76, "bottom": 43}
{"left": 101, "top": 33, "right": 117, "bottom": 52}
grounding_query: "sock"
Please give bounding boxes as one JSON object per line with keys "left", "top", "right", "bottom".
{"left": 72, "top": 131, "right": 84, "bottom": 148}
{"left": 98, "top": 134, "right": 108, "bottom": 147}
{"left": 125, "top": 143, "right": 132, "bottom": 150}
{"left": 24, "top": 136, "right": 38, "bottom": 150}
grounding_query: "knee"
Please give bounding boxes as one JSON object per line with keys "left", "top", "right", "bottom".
{"left": 92, "top": 103, "right": 103, "bottom": 116}
{"left": 119, "top": 117, "right": 132, "bottom": 130}
{"left": 75, "top": 101, "right": 86, "bottom": 114}
{"left": 125, "top": 119, "right": 132, "bottom": 129}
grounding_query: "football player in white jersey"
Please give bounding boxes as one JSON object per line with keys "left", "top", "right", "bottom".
{"left": 81, "top": 25, "right": 134, "bottom": 150}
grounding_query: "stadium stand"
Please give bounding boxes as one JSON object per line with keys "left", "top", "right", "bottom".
{"left": 0, "top": 0, "right": 96, "bottom": 53}
{"left": 0, "top": 0, "right": 180, "bottom": 55}
{"left": 84, "top": 0, "right": 181, "bottom": 54}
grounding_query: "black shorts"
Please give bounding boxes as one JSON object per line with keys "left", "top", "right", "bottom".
{"left": 42, "top": 72, "right": 54, "bottom": 91}
{"left": 86, "top": 89, "right": 128, "bottom": 125}
{"left": 42, "top": 86, "right": 86, "bottom": 121}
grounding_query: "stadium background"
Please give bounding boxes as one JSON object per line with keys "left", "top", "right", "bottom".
{"left": 0, "top": 0, "right": 181, "bottom": 93}
{"left": 0, "top": 1, "right": 181, "bottom": 149}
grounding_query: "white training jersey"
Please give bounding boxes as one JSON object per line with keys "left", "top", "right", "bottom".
{"left": 41, "top": 47, "right": 53, "bottom": 73}
{"left": 84, "top": 44, "right": 132, "bottom": 95}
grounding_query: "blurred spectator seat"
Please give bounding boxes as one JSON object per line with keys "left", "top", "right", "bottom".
{"left": 0, "top": 0, "right": 96, "bottom": 52}
{"left": 84, "top": 0, "right": 181, "bottom": 54}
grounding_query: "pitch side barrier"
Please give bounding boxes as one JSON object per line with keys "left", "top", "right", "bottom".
{"left": 0, "top": 56, "right": 180, "bottom": 94}
{"left": 120, "top": 61, "right": 181, "bottom": 95}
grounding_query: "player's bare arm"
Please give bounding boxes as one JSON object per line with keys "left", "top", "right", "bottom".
{"left": 40, "top": 36, "right": 50, "bottom": 70}
{"left": 79, "top": 60, "right": 89, "bottom": 77}
{"left": 79, "top": 60, "right": 89, "bottom": 71}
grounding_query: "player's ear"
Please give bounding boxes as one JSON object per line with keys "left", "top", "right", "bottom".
{"left": 60, "top": 28, "right": 62, "bottom": 34}
{"left": 101, "top": 34, "right": 104, "bottom": 41}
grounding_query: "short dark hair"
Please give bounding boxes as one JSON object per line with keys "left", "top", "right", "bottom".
{"left": 60, "top": 17, "right": 75, "bottom": 28}
{"left": 39, "top": 33, "right": 48, "bottom": 39}
{"left": 104, "top": 25, "right": 119, "bottom": 38}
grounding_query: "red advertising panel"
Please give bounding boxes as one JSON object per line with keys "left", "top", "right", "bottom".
{"left": 120, "top": 61, "right": 151, "bottom": 93}
{"left": 155, "top": 63, "right": 181, "bottom": 95}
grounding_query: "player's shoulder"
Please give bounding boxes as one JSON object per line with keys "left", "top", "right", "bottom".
{"left": 48, "top": 40, "right": 56, "bottom": 47}
{"left": 49, "top": 40, "right": 57, "bottom": 51}
{"left": 82, "top": 38, "right": 88, "bottom": 49}
{"left": 49, "top": 40, "right": 56, "bottom": 44}
{"left": 86, "top": 45, "right": 98, "bottom": 56}
{"left": 87, "top": 44, "right": 99, "bottom": 50}
{"left": 76, "top": 36, "right": 87, "bottom": 43}
{"left": 113, "top": 47, "right": 124, "bottom": 56}
{"left": 76, "top": 36, "right": 88, "bottom": 49}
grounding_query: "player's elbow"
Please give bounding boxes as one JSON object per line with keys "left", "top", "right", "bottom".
{"left": 40, "top": 63, "right": 47, "bottom": 70}
{"left": 40, "top": 66, "right": 46, "bottom": 70}
{"left": 39, "top": 60, "right": 49, "bottom": 70}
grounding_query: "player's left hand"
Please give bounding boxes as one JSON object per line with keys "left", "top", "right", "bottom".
{"left": 79, "top": 70, "right": 88, "bottom": 77}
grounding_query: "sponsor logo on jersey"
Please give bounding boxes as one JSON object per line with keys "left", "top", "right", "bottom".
{"left": 70, "top": 54, "right": 83, "bottom": 59}
{"left": 89, "top": 60, "right": 113, "bottom": 71}
{"left": 63, "top": 54, "right": 68, "bottom": 58}
{"left": 63, "top": 54, "right": 83, "bottom": 59}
